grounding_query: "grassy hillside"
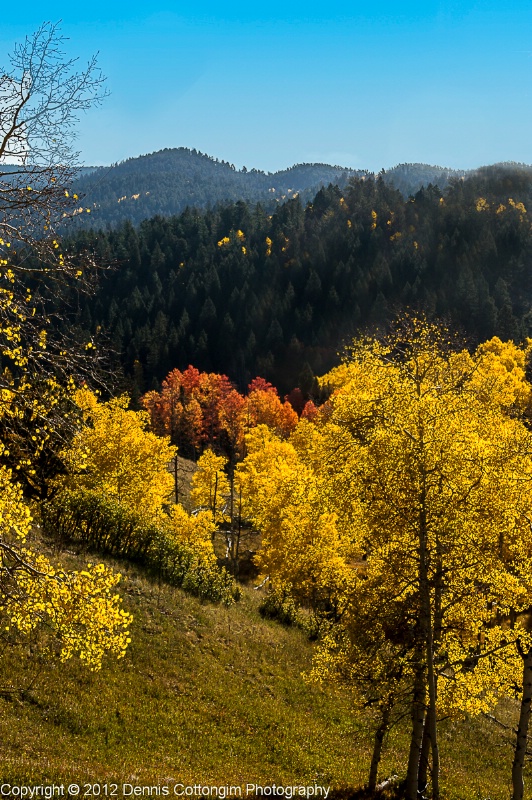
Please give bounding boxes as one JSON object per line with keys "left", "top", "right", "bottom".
{"left": 0, "top": 527, "right": 525, "bottom": 798}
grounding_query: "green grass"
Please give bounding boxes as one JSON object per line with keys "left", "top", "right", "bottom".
{"left": 0, "top": 533, "right": 528, "bottom": 799}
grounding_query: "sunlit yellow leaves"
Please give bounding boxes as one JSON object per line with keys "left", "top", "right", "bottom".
{"left": 2, "top": 553, "right": 132, "bottom": 670}
{"left": 0, "top": 461, "right": 31, "bottom": 542}
{"left": 236, "top": 425, "right": 355, "bottom": 605}
{"left": 509, "top": 197, "right": 527, "bottom": 215}
{"left": 164, "top": 504, "right": 216, "bottom": 559}
{"left": 472, "top": 336, "right": 532, "bottom": 411}
{"left": 0, "top": 458, "right": 131, "bottom": 670}
{"left": 61, "top": 389, "right": 176, "bottom": 518}
{"left": 305, "top": 318, "right": 532, "bottom": 727}
{"left": 191, "top": 449, "right": 230, "bottom": 523}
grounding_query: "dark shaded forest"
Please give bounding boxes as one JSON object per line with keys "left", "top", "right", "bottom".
{"left": 67, "top": 165, "right": 532, "bottom": 397}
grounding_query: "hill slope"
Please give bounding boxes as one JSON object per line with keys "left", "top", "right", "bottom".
{"left": 71, "top": 148, "right": 364, "bottom": 228}
{"left": 69, "top": 148, "right": 484, "bottom": 229}
{"left": 0, "top": 530, "right": 523, "bottom": 798}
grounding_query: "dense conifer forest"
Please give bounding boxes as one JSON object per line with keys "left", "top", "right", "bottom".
{"left": 67, "top": 164, "right": 532, "bottom": 397}
{"left": 70, "top": 148, "right": 363, "bottom": 227}
{"left": 67, "top": 148, "right": 475, "bottom": 229}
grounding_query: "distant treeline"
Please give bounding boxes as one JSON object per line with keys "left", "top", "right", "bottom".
{"left": 70, "top": 147, "right": 476, "bottom": 230}
{"left": 71, "top": 147, "right": 363, "bottom": 228}
{"left": 66, "top": 165, "right": 532, "bottom": 397}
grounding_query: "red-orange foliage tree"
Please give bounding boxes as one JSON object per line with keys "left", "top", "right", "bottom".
{"left": 142, "top": 367, "right": 301, "bottom": 461}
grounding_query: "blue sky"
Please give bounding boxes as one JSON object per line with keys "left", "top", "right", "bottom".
{"left": 3, "top": 1, "right": 532, "bottom": 172}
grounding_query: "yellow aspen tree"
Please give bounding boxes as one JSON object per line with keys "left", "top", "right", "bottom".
{"left": 164, "top": 504, "right": 217, "bottom": 560}
{"left": 61, "top": 388, "right": 176, "bottom": 519}
{"left": 470, "top": 335, "right": 532, "bottom": 411}
{"left": 314, "top": 319, "right": 532, "bottom": 799}
{"left": 190, "top": 449, "right": 230, "bottom": 525}
{"left": 0, "top": 24, "right": 108, "bottom": 498}
{"left": 0, "top": 446, "right": 131, "bottom": 673}
{"left": 0, "top": 25, "right": 134, "bottom": 676}
{"left": 237, "top": 425, "right": 354, "bottom": 611}
{"left": 229, "top": 324, "right": 532, "bottom": 793}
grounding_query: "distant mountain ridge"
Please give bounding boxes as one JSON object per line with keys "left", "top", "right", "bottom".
{"left": 68, "top": 148, "right": 532, "bottom": 228}
{"left": 71, "top": 148, "right": 365, "bottom": 227}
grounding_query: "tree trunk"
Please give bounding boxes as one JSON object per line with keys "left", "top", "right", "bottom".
{"left": 211, "top": 472, "right": 218, "bottom": 542}
{"left": 406, "top": 663, "right": 426, "bottom": 800}
{"left": 511, "top": 644, "right": 532, "bottom": 800}
{"left": 417, "top": 465, "right": 440, "bottom": 799}
{"left": 425, "top": 625, "right": 440, "bottom": 800}
{"left": 427, "top": 537, "right": 443, "bottom": 800}
{"left": 417, "top": 715, "right": 431, "bottom": 797}
{"left": 233, "top": 484, "right": 243, "bottom": 577}
{"left": 367, "top": 696, "right": 393, "bottom": 792}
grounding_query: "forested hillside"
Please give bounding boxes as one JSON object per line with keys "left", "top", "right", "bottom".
{"left": 68, "top": 148, "right": 479, "bottom": 229}
{"left": 71, "top": 148, "right": 364, "bottom": 227}
{"left": 67, "top": 164, "right": 532, "bottom": 397}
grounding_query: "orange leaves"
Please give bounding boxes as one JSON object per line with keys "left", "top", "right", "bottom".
{"left": 219, "top": 388, "right": 246, "bottom": 456}
{"left": 245, "top": 386, "right": 298, "bottom": 437}
{"left": 142, "top": 367, "right": 300, "bottom": 460}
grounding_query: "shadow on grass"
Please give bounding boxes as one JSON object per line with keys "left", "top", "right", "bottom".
{"left": 328, "top": 783, "right": 404, "bottom": 800}
{"left": 248, "top": 784, "right": 405, "bottom": 800}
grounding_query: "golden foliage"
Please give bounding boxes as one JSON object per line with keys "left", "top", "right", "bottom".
{"left": 0, "top": 444, "right": 131, "bottom": 670}
{"left": 191, "top": 449, "right": 230, "bottom": 523}
{"left": 312, "top": 320, "right": 532, "bottom": 720}
{"left": 237, "top": 425, "right": 354, "bottom": 606}
{"left": 62, "top": 389, "right": 176, "bottom": 518}
{"left": 164, "top": 504, "right": 216, "bottom": 559}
